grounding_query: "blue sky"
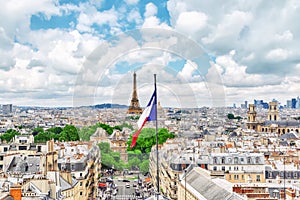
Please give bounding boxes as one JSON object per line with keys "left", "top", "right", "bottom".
{"left": 0, "top": 0, "right": 300, "bottom": 107}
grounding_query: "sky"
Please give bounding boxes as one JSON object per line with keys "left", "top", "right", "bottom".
{"left": 0, "top": 0, "right": 300, "bottom": 108}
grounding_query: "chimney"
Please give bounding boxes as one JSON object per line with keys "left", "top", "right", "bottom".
{"left": 47, "top": 139, "right": 54, "bottom": 152}
{"left": 10, "top": 184, "right": 22, "bottom": 200}
{"left": 60, "top": 171, "right": 73, "bottom": 185}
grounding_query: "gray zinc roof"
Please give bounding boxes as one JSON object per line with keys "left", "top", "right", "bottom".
{"left": 184, "top": 168, "right": 245, "bottom": 200}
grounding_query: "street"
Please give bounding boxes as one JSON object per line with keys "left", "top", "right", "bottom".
{"left": 97, "top": 173, "right": 155, "bottom": 200}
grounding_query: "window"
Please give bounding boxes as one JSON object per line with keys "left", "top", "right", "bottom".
{"left": 269, "top": 172, "right": 272, "bottom": 178}
{"left": 80, "top": 182, "right": 83, "bottom": 186}
{"left": 247, "top": 157, "right": 251, "bottom": 164}
{"left": 234, "top": 157, "right": 238, "bottom": 164}
{"left": 3, "top": 147, "right": 7, "bottom": 152}
{"left": 0, "top": 156, "right": 3, "bottom": 161}
{"left": 19, "top": 146, "right": 27, "bottom": 150}
{"left": 255, "top": 157, "right": 260, "bottom": 164}
{"left": 222, "top": 166, "right": 225, "bottom": 171}
{"left": 221, "top": 157, "right": 225, "bottom": 164}
{"left": 242, "top": 175, "right": 244, "bottom": 180}
{"left": 234, "top": 175, "right": 239, "bottom": 180}
{"left": 256, "top": 175, "right": 261, "bottom": 182}
{"left": 80, "top": 192, "right": 83, "bottom": 196}
{"left": 213, "top": 157, "right": 217, "bottom": 164}
{"left": 213, "top": 166, "right": 217, "bottom": 171}
{"left": 229, "top": 175, "right": 231, "bottom": 180}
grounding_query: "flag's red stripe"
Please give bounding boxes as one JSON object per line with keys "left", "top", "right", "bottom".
{"left": 130, "top": 117, "right": 149, "bottom": 149}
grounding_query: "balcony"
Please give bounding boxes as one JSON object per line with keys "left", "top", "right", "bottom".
{"left": 211, "top": 171, "right": 225, "bottom": 176}
{"left": 170, "top": 184, "right": 177, "bottom": 190}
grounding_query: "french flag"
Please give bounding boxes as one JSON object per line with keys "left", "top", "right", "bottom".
{"left": 130, "top": 89, "right": 157, "bottom": 149}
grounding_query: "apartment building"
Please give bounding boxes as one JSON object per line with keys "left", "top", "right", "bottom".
{"left": 0, "top": 137, "right": 101, "bottom": 199}
{"left": 209, "top": 153, "right": 266, "bottom": 183}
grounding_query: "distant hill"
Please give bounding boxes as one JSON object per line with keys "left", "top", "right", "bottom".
{"left": 17, "top": 103, "right": 128, "bottom": 110}
{"left": 93, "top": 103, "right": 128, "bottom": 109}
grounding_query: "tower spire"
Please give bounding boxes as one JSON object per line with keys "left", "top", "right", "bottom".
{"left": 127, "top": 72, "right": 143, "bottom": 114}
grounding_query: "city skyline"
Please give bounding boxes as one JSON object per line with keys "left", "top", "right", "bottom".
{"left": 1, "top": 0, "right": 300, "bottom": 107}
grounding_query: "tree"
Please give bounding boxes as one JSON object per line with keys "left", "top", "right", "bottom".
{"left": 46, "top": 127, "right": 63, "bottom": 134}
{"left": 128, "top": 157, "right": 141, "bottom": 170}
{"left": 32, "top": 127, "right": 44, "bottom": 136}
{"left": 227, "top": 113, "right": 235, "bottom": 119}
{"left": 34, "top": 132, "right": 50, "bottom": 143}
{"left": 127, "top": 128, "right": 175, "bottom": 153}
{"left": 99, "top": 142, "right": 111, "bottom": 154}
{"left": 78, "top": 122, "right": 130, "bottom": 141}
{"left": 98, "top": 142, "right": 124, "bottom": 170}
{"left": 139, "top": 160, "right": 149, "bottom": 174}
{"left": 0, "top": 129, "right": 20, "bottom": 143}
{"left": 58, "top": 131, "right": 68, "bottom": 142}
{"left": 227, "top": 113, "right": 242, "bottom": 121}
{"left": 62, "top": 125, "right": 79, "bottom": 141}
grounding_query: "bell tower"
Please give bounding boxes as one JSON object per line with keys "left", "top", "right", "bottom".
{"left": 268, "top": 101, "right": 278, "bottom": 121}
{"left": 127, "top": 72, "right": 143, "bottom": 114}
{"left": 247, "top": 104, "right": 258, "bottom": 131}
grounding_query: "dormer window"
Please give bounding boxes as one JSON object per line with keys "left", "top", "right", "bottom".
{"left": 221, "top": 157, "right": 225, "bottom": 164}
{"left": 255, "top": 157, "right": 260, "bottom": 164}
{"left": 213, "top": 157, "right": 218, "bottom": 164}
{"left": 234, "top": 157, "right": 238, "bottom": 164}
{"left": 247, "top": 157, "right": 251, "bottom": 164}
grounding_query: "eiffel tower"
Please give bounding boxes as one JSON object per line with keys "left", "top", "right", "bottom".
{"left": 127, "top": 72, "right": 143, "bottom": 114}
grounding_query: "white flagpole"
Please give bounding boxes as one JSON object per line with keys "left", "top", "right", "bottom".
{"left": 154, "top": 74, "right": 159, "bottom": 200}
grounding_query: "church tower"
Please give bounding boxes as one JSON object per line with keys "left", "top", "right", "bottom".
{"left": 127, "top": 72, "right": 143, "bottom": 114}
{"left": 247, "top": 104, "right": 258, "bottom": 130}
{"left": 268, "top": 101, "right": 279, "bottom": 121}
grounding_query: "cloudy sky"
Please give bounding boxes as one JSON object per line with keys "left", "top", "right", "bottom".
{"left": 0, "top": 0, "right": 300, "bottom": 108}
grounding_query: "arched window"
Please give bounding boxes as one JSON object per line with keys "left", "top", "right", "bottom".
{"left": 247, "top": 157, "right": 251, "bottom": 164}
{"left": 213, "top": 157, "right": 218, "bottom": 164}
{"left": 255, "top": 157, "right": 260, "bottom": 164}
{"left": 221, "top": 157, "right": 225, "bottom": 164}
{"left": 234, "top": 157, "right": 238, "bottom": 164}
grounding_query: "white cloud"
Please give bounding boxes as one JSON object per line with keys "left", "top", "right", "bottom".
{"left": 211, "top": 51, "right": 282, "bottom": 87}
{"left": 202, "top": 10, "right": 252, "bottom": 44}
{"left": 144, "top": 3, "right": 158, "bottom": 18}
{"left": 142, "top": 16, "right": 170, "bottom": 29}
{"left": 175, "top": 11, "right": 207, "bottom": 34}
{"left": 275, "top": 30, "right": 293, "bottom": 41}
{"left": 125, "top": 0, "right": 139, "bottom": 5}
{"left": 127, "top": 9, "right": 142, "bottom": 24}
{"left": 177, "top": 60, "right": 198, "bottom": 81}
{"left": 266, "top": 48, "right": 291, "bottom": 61}
{"left": 76, "top": 6, "right": 119, "bottom": 33}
